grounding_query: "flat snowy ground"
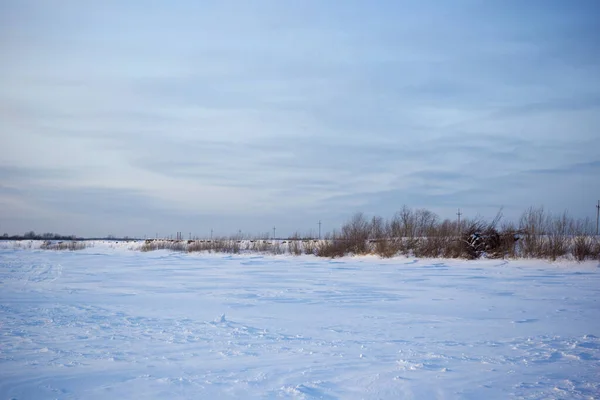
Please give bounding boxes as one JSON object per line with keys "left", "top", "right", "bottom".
{"left": 1, "top": 244, "right": 599, "bottom": 399}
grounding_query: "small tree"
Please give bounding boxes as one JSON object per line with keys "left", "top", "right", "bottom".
{"left": 341, "top": 212, "right": 371, "bottom": 255}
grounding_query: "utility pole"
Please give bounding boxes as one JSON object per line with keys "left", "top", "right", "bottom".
{"left": 596, "top": 200, "right": 599, "bottom": 236}
{"left": 210, "top": 229, "right": 213, "bottom": 241}
{"left": 318, "top": 220, "right": 322, "bottom": 240}
{"left": 273, "top": 226, "right": 276, "bottom": 240}
{"left": 457, "top": 209, "right": 462, "bottom": 235}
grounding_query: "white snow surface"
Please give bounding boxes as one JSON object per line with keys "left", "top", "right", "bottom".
{"left": 1, "top": 242, "right": 599, "bottom": 399}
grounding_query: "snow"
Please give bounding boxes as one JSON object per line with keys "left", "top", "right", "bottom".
{"left": 1, "top": 242, "right": 599, "bottom": 399}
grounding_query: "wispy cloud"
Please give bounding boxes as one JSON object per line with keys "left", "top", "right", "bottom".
{"left": 1, "top": 0, "right": 599, "bottom": 236}
{"left": 527, "top": 161, "right": 600, "bottom": 176}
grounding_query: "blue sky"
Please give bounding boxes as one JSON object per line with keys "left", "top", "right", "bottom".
{"left": 1, "top": 1, "right": 599, "bottom": 237}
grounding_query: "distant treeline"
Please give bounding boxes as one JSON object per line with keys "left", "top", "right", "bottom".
{"left": 0, "top": 231, "right": 81, "bottom": 241}
{"left": 0, "top": 231, "right": 135, "bottom": 241}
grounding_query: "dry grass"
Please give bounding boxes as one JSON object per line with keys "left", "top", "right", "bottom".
{"left": 39, "top": 240, "right": 90, "bottom": 251}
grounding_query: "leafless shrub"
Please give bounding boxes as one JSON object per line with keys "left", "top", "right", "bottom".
{"left": 40, "top": 240, "right": 89, "bottom": 251}
{"left": 441, "top": 237, "right": 462, "bottom": 258}
{"left": 544, "top": 211, "right": 571, "bottom": 260}
{"left": 436, "top": 219, "right": 461, "bottom": 258}
{"left": 398, "top": 236, "right": 418, "bottom": 255}
{"left": 340, "top": 212, "right": 371, "bottom": 255}
{"left": 315, "top": 241, "right": 348, "bottom": 258}
{"left": 367, "top": 216, "right": 397, "bottom": 257}
{"left": 141, "top": 238, "right": 242, "bottom": 253}
{"left": 314, "top": 233, "right": 347, "bottom": 258}
{"left": 573, "top": 236, "right": 594, "bottom": 261}
{"left": 141, "top": 239, "right": 186, "bottom": 252}
{"left": 460, "top": 210, "right": 510, "bottom": 259}
{"left": 303, "top": 239, "right": 317, "bottom": 255}
{"left": 271, "top": 240, "right": 283, "bottom": 255}
{"left": 593, "top": 237, "right": 600, "bottom": 261}
{"left": 186, "top": 240, "right": 204, "bottom": 252}
{"left": 499, "top": 221, "right": 519, "bottom": 258}
{"left": 518, "top": 206, "right": 547, "bottom": 258}
{"left": 389, "top": 207, "right": 441, "bottom": 256}
{"left": 414, "top": 209, "right": 438, "bottom": 237}
{"left": 372, "top": 238, "right": 397, "bottom": 258}
{"left": 250, "top": 240, "right": 272, "bottom": 253}
{"left": 413, "top": 238, "right": 438, "bottom": 258}
{"left": 223, "top": 239, "right": 241, "bottom": 254}
{"left": 370, "top": 216, "right": 386, "bottom": 240}
{"left": 13, "top": 241, "right": 33, "bottom": 249}
{"left": 288, "top": 234, "right": 303, "bottom": 256}
{"left": 391, "top": 206, "right": 416, "bottom": 238}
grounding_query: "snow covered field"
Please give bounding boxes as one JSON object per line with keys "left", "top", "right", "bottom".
{"left": 1, "top": 243, "right": 599, "bottom": 399}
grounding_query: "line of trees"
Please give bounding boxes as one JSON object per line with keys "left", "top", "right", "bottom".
{"left": 0, "top": 232, "right": 136, "bottom": 241}
{"left": 140, "top": 206, "right": 600, "bottom": 261}
{"left": 0, "top": 231, "right": 81, "bottom": 241}
{"left": 6, "top": 206, "right": 600, "bottom": 260}
{"left": 315, "top": 206, "right": 599, "bottom": 260}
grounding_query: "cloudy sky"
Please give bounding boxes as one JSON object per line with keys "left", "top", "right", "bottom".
{"left": 1, "top": 1, "right": 599, "bottom": 238}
